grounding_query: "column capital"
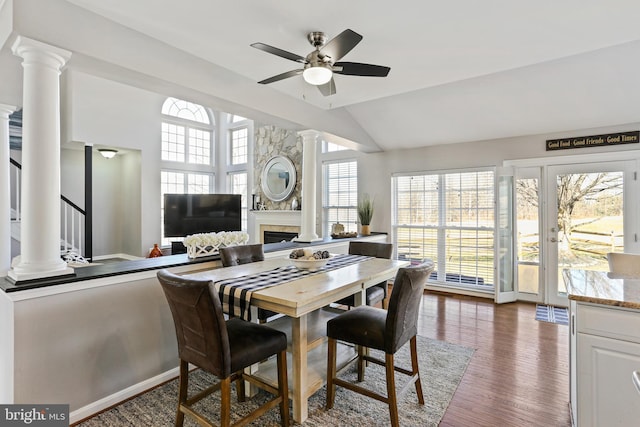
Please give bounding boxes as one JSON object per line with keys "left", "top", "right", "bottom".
{"left": 297, "top": 129, "right": 320, "bottom": 142}
{"left": 11, "top": 36, "right": 72, "bottom": 71}
{"left": 0, "top": 104, "right": 17, "bottom": 119}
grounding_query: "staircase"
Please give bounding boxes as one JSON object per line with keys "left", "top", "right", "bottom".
{"left": 10, "top": 158, "right": 89, "bottom": 261}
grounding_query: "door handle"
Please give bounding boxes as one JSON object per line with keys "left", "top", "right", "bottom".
{"left": 550, "top": 237, "right": 557, "bottom": 243}
{"left": 633, "top": 370, "right": 640, "bottom": 394}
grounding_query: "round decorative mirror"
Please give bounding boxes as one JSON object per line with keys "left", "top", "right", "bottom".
{"left": 261, "top": 155, "right": 296, "bottom": 202}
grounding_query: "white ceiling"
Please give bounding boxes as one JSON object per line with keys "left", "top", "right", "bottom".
{"left": 51, "top": 1, "right": 640, "bottom": 149}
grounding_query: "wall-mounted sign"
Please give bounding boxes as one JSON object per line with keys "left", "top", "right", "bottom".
{"left": 546, "top": 131, "right": 639, "bottom": 151}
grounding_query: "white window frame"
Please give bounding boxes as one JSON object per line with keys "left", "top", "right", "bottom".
{"left": 392, "top": 167, "right": 495, "bottom": 292}
{"left": 227, "top": 171, "right": 248, "bottom": 232}
{"left": 323, "top": 159, "right": 358, "bottom": 236}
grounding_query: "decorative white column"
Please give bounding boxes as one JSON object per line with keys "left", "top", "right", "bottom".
{"left": 8, "top": 36, "right": 73, "bottom": 282}
{"left": 0, "top": 104, "right": 16, "bottom": 277}
{"left": 294, "top": 130, "right": 322, "bottom": 243}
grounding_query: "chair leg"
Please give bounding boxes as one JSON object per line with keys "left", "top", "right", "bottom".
{"left": 220, "top": 377, "right": 232, "bottom": 427}
{"left": 382, "top": 296, "right": 389, "bottom": 310}
{"left": 410, "top": 335, "right": 425, "bottom": 405}
{"left": 385, "top": 353, "right": 399, "bottom": 427}
{"left": 176, "top": 360, "right": 189, "bottom": 427}
{"left": 326, "top": 337, "right": 337, "bottom": 409}
{"left": 357, "top": 345, "right": 366, "bottom": 382}
{"left": 236, "top": 376, "right": 245, "bottom": 403}
{"left": 276, "top": 349, "right": 290, "bottom": 427}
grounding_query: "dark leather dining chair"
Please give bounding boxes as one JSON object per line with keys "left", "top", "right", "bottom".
{"left": 157, "top": 269, "right": 290, "bottom": 427}
{"left": 219, "top": 243, "right": 278, "bottom": 323}
{"left": 325, "top": 260, "right": 435, "bottom": 427}
{"left": 335, "top": 241, "right": 393, "bottom": 309}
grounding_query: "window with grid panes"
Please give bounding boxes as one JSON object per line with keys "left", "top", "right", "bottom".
{"left": 161, "top": 123, "right": 185, "bottom": 162}
{"left": 323, "top": 161, "right": 358, "bottom": 236}
{"left": 228, "top": 172, "right": 248, "bottom": 231}
{"left": 187, "top": 128, "right": 211, "bottom": 164}
{"left": 393, "top": 169, "right": 495, "bottom": 289}
{"left": 230, "top": 127, "right": 248, "bottom": 165}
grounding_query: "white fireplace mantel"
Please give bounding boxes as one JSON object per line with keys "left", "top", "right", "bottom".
{"left": 249, "top": 210, "right": 302, "bottom": 243}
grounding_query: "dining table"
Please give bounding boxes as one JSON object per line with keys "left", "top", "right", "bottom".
{"left": 186, "top": 253, "right": 410, "bottom": 423}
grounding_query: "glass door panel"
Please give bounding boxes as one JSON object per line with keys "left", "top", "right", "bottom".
{"left": 546, "top": 161, "right": 631, "bottom": 307}
{"left": 515, "top": 168, "right": 542, "bottom": 302}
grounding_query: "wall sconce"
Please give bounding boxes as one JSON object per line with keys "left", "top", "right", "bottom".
{"left": 98, "top": 149, "right": 118, "bottom": 159}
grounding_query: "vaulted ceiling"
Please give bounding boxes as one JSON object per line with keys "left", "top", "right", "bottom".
{"left": 8, "top": 1, "right": 640, "bottom": 152}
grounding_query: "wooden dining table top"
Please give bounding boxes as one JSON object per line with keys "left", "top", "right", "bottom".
{"left": 186, "top": 256, "right": 409, "bottom": 317}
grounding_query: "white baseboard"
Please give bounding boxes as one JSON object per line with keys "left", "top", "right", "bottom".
{"left": 69, "top": 367, "right": 179, "bottom": 424}
{"left": 424, "top": 283, "right": 494, "bottom": 300}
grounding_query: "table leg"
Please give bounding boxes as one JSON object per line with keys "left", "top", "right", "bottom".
{"left": 353, "top": 285, "right": 368, "bottom": 374}
{"left": 243, "top": 305, "right": 261, "bottom": 397}
{"left": 292, "top": 314, "right": 308, "bottom": 423}
{"left": 353, "top": 287, "right": 365, "bottom": 306}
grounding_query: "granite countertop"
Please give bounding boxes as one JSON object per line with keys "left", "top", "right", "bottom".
{"left": 564, "top": 269, "right": 640, "bottom": 310}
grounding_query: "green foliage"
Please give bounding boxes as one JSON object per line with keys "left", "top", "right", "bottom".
{"left": 358, "top": 194, "right": 374, "bottom": 225}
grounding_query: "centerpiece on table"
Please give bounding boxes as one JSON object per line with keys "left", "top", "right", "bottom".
{"left": 288, "top": 248, "right": 331, "bottom": 270}
{"left": 183, "top": 230, "right": 249, "bottom": 259}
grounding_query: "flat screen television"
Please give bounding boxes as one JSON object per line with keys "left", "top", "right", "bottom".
{"left": 163, "top": 193, "right": 242, "bottom": 237}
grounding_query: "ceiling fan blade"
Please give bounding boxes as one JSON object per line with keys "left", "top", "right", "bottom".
{"left": 258, "top": 69, "right": 303, "bottom": 85}
{"left": 333, "top": 62, "right": 390, "bottom": 77}
{"left": 250, "top": 42, "right": 307, "bottom": 63}
{"left": 320, "top": 29, "right": 363, "bottom": 62}
{"left": 317, "top": 77, "right": 337, "bottom": 97}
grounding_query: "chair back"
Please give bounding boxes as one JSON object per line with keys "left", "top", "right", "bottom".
{"left": 349, "top": 241, "right": 393, "bottom": 259}
{"left": 607, "top": 252, "right": 640, "bottom": 278}
{"left": 219, "top": 243, "right": 265, "bottom": 267}
{"left": 385, "top": 260, "right": 435, "bottom": 353}
{"left": 157, "top": 269, "right": 232, "bottom": 378}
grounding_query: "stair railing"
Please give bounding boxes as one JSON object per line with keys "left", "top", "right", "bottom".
{"left": 9, "top": 158, "right": 90, "bottom": 260}
{"left": 10, "top": 158, "right": 20, "bottom": 222}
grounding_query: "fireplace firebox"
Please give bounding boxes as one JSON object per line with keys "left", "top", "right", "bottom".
{"left": 264, "top": 230, "right": 299, "bottom": 244}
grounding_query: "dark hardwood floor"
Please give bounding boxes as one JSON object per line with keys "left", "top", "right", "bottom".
{"left": 416, "top": 292, "right": 571, "bottom": 427}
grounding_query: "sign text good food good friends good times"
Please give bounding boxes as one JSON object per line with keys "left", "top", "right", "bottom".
{"left": 546, "top": 131, "right": 639, "bottom": 151}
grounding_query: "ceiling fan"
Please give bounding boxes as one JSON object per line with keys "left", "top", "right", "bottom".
{"left": 251, "top": 29, "right": 390, "bottom": 96}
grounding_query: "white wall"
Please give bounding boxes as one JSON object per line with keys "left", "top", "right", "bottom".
{"left": 354, "top": 122, "right": 640, "bottom": 234}
{"left": 65, "top": 71, "right": 163, "bottom": 256}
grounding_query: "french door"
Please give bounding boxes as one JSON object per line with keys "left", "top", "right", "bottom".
{"left": 544, "top": 161, "right": 635, "bottom": 306}
{"left": 514, "top": 168, "right": 543, "bottom": 303}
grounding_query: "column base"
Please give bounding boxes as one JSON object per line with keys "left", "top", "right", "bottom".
{"left": 7, "top": 259, "right": 75, "bottom": 284}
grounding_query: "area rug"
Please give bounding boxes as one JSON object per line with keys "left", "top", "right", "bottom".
{"left": 76, "top": 336, "right": 473, "bottom": 426}
{"left": 535, "top": 304, "right": 569, "bottom": 325}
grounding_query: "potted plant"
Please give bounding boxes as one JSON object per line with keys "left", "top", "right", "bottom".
{"left": 357, "top": 193, "right": 374, "bottom": 236}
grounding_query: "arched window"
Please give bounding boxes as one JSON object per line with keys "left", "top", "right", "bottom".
{"left": 161, "top": 97, "right": 211, "bottom": 124}
{"left": 161, "top": 98, "right": 213, "bottom": 164}
{"left": 160, "top": 97, "right": 215, "bottom": 244}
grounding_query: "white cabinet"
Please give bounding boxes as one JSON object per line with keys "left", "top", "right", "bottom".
{"left": 570, "top": 302, "right": 640, "bottom": 426}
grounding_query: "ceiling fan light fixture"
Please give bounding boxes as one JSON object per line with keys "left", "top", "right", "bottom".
{"left": 303, "top": 66, "right": 332, "bottom": 86}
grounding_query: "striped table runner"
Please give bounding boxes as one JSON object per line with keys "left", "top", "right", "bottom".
{"left": 216, "top": 254, "right": 371, "bottom": 321}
